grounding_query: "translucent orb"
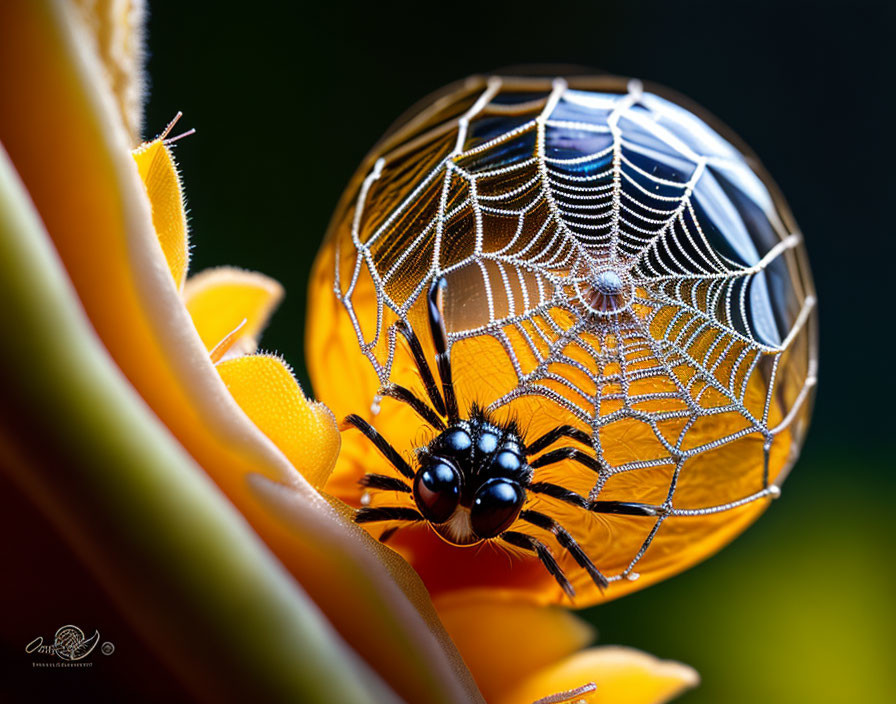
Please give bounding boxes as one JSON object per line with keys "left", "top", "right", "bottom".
{"left": 307, "top": 74, "right": 818, "bottom": 606}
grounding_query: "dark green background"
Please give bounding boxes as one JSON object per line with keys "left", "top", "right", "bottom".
{"left": 144, "top": 1, "right": 893, "bottom": 701}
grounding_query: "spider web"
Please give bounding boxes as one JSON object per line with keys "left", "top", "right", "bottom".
{"left": 335, "top": 77, "right": 817, "bottom": 582}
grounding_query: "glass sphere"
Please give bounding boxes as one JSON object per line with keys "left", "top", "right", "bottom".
{"left": 307, "top": 74, "right": 818, "bottom": 606}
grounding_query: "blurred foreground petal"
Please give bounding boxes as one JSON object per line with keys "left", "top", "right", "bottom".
{"left": 0, "top": 143, "right": 395, "bottom": 704}
{"left": 250, "top": 475, "right": 485, "bottom": 703}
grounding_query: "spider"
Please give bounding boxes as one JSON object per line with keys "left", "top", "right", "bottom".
{"left": 344, "top": 278, "right": 661, "bottom": 598}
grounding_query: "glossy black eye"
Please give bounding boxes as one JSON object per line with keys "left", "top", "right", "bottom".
{"left": 492, "top": 449, "right": 523, "bottom": 474}
{"left": 476, "top": 429, "right": 499, "bottom": 455}
{"left": 434, "top": 428, "right": 472, "bottom": 456}
{"left": 413, "top": 458, "right": 461, "bottom": 524}
{"left": 470, "top": 479, "right": 524, "bottom": 539}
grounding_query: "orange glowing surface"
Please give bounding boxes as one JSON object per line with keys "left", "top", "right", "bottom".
{"left": 307, "top": 74, "right": 817, "bottom": 606}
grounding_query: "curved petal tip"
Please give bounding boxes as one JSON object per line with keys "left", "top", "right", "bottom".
{"left": 498, "top": 646, "right": 699, "bottom": 704}
{"left": 217, "top": 354, "right": 340, "bottom": 488}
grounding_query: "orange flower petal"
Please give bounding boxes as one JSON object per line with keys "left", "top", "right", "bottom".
{"left": 434, "top": 593, "right": 595, "bottom": 702}
{"left": 0, "top": 142, "right": 396, "bottom": 703}
{"left": 217, "top": 354, "right": 340, "bottom": 488}
{"left": 184, "top": 267, "right": 284, "bottom": 354}
{"left": 0, "top": 3, "right": 482, "bottom": 702}
{"left": 497, "top": 647, "right": 699, "bottom": 704}
{"left": 132, "top": 137, "right": 189, "bottom": 289}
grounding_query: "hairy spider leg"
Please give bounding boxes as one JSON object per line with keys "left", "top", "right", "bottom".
{"left": 528, "top": 451, "right": 663, "bottom": 517}
{"left": 427, "top": 277, "right": 460, "bottom": 424}
{"left": 519, "top": 509, "right": 608, "bottom": 589}
{"left": 500, "top": 530, "right": 575, "bottom": 598}
{"left": 526, "top": 425, "right": 592, "bottom": 454}
{"left": 589, "top": 500, "right": 664, "bottom": 517}
{"left": 343, "top": 418, "right": 425, "bottom": 542}
{"left": 530, "top": 446, "right": 603, "bottom": 474}
{"left": 345, "top": 300, "right": 453, "bottom": 521}
{"left": 377, "top": 526, "right": 400, "bottom": 544}
{"left": 355, "top": 506, "right": 425, "bottom": 524}
{"left": 354, "top": 475, "right": 421, "bottom": 542}
{"left": 344, "top": 292, "right": 465, "bottom": 544}
{"left": 352, "top": 278, "right": 458, "bottom": 455}
{"left": 342, "top": 414, "right": 415, "bottom": 480}
{"left": 396, "top": 320, "right": 447, "bottom": 417}
{"left": 359, "top": 474, "right": 412, "bottom": 493}
{"left": 527, "top": 481, "right": 588, "bottom": 508}
{"left": 380, "top": 383, "right": 446, "bottom": 430}
{"left": 525, "top": 428, "right": 645, "bottom": 584}
{"left": 527, "top": 480, "right": 661, "bottom": 516}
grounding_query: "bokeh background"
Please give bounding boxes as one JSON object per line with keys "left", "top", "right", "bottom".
{"left": 140, "top": 1, "right": 892, "bottom": 702}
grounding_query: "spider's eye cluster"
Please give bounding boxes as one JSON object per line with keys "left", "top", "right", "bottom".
{"left": 434, "top": 428, "right": 473, "bottom": 456}
{"left": 471, "top": 478, "right": 524, "bottom": 539}
{"left": 475, "top": 428, "right": 499, "bottom": 455}
{"left": 414, "top": 428, "right": 473, "bottom": 523}
{"left": 413, "top": 459, "right": 461, "bottom": 524}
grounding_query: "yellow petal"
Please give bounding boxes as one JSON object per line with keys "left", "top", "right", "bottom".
{"left": 71, "top": 0, "right": 146, "bottom": 145}
{"left": 497, "top": 647, "right": 699, "bottom": 704}
{"left": 0, "top": 141, "right": 395, "bottom": 704}
{"left": 184, "top": 266, "right": 284, "bottom": 354}
{"left": 434, "top": 593, "right": 595, "bottom": 703}
{"left": 132, "top": 135, "right": 189, "bottom": 289}
{"left": 0, "top": 3, "right": 482, "bottom": 701}
{"left": 217, "top": 354, "right": 340, "bottom": 488}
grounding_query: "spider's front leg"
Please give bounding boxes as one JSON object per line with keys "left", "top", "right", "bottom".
{"left": 519, "top": 509, "right": 609, "bottom": 590}
{"left": 525, "top": 425, "right": 665, "bottom": 518}
{"left": 526, "top": 424, "right": 592, "bottom": 454}
{"left": 355, "top": 506, "right": 424, "bottom": 524}
{"left": 342, "top": 413, "right": 415, "bottom": 479}
{"left": 427, "top": 276, "right": 460, "bottom": 424}
{"left": 499, "top": 530, "right": 576, "bottom": 599}
{"left": 395, "top": 319, "right": 446, "bottom": 417}
{"left": 528, "top": 479, "right": 666, "bottom": 517}
{"left": 354, "top": 474, "right": 420, "bottom": 544}
{"left": 376, "top": 276, "right": 458, "bottom": 430}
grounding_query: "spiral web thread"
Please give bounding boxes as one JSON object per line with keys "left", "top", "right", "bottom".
{"left": 336, "top": 78, "right": 817, "bottom": 581}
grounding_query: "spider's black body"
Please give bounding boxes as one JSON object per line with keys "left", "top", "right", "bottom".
{"left": 345, "top": 278, "right": 660, "bottom": 598}
{"left": 412, "top": 406, "right": 530, "bottom": 546}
